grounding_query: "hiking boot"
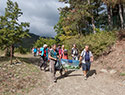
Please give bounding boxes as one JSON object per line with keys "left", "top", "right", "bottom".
{"left": 84, "top": 76, "right": 87, "bottom": 80}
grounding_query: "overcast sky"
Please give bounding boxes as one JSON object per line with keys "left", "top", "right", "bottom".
{"left": 0, "top": 0, "right": 66, "bottom": 37}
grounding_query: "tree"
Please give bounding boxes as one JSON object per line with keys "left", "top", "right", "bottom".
{"left": 0, "top": 0, "right": 30, "bottom": 64}
{"left": 102, "top": 0, "right": 125, "bottom": 29}
{"left": 34, "top": 37, "right": 56, "bottom": 48}
{"left": 55, "top": 0, "right": 106, "bottom": 37}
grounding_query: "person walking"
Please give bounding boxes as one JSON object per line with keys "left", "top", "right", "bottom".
{"left": 71, "top": 44, "right": 79, "bottom": 60}
{"left": 39, "top": 44, "right": 48, "bottom": 71}
{"left": 62, "top": 49, "right": 68, "bottom": 59}
{"left": 59, "top": 45, "right": 65, "bottom": 58}
{"left": 79, "top": 45, "right": 94, "bottom": 80}
{"left": 33, "top": 47, "right": 37, "bottom": 57}
{"left": 49, "top": 44, "right": 59, "bottom": 82}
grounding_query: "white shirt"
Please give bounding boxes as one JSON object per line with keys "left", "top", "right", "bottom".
{"left": 80, "top": 49, "right": 93, "bottom": 63}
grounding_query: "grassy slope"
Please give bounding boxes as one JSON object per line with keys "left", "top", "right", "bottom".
{"left": 0, "top": 55, "right": 45, "bottom": 95}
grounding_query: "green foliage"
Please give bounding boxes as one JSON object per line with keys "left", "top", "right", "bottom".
{"left": 55, "top": 0, "right": 106, "bottom": 36}
{"left": 0, "top": 0, "right": 30, "bottom": 50}
{"left": 34, "top": 37, "right": 56, "bottom": 48}
{"left": 120, "top": 73, "right": 125, "bottom": 76}
{"left": 63, "top": 30, "right": 117, "bottom": 58}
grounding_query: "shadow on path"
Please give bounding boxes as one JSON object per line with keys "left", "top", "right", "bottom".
{"left": 57, "top": 69, "right": 97, "bottom": 80}
{"left": 87, "top": 69, "right": 97, "bottom": 78}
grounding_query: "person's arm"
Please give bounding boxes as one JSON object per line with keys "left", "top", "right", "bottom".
{"left": 90, "top": 56, "right": 94, "bottom": 62}
{"left": 90, "top": 51, "right": 94, "bottom": 62}
{"left": 49, "top": 55, "right": 57, "bottom": 61}
{"left": 48, "top": 51, "right": 57, "bottom": 61}
{"left": 79, "top": 56, "right": 82, "bottom": 62}
{"left": 79, "top": 51, "right": 83, "bottom": 64}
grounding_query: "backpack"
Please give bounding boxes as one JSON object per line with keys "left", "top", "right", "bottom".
{"left": 34, "top": 48, "right": 37, "bottom": 52}
{"left": 72, "top": 48, "right": 78, "bottom": 56}
{"left": 85, "top": 51, "right": 90, "bottom": 61}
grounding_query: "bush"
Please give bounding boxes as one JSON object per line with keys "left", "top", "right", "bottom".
{"left": 63, "top": 31, "right": 117, "bottom": 58}
{"left": 34, "top": 37, "right": 56, "bottom": 48}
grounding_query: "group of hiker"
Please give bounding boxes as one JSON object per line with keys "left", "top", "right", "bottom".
{"left": 32, "top": 44, "right": 94, "bottom": 82}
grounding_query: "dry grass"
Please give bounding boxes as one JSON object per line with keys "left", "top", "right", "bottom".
{"left": 0, "top": 53, "right": 44, "bottom": 95}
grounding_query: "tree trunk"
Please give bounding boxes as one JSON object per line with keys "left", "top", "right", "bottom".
{"left": 5, "top": 45, "right": 14, "bottom": 57}
{"left": 10, "top": 45, "right": 13, "bottom": 64}
{"left": 123, "top": 4, "right": 125, "bottom": 29}
{"left": 12, "top": 45, "right": 14, "bottom": 57}
{"left": 92, "top": 16, "right": 96, "bottom": 34}
{"left": 119, "top": 4, "right": 124, "bottom": 29}
{"left": 87, "top": 0, "right": 96, "bottom": 34}
{"left": 107, "top": 6, "right": 112, "bottom": 29}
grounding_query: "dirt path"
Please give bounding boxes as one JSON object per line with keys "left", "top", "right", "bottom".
{"left": 27, "top": 65, "right": 125, "bottom": 95}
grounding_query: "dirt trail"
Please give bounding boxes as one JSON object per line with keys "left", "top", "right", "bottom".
{"left": 27, "top": 65, "right": 125, "bottom": 95}
{"left": 27, "top": 40, "right": 125, "bottom": 95}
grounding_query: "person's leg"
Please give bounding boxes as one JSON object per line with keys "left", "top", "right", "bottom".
{"left": 86, "top": 62, "right": 91, "bottom": 77}
{"left": 82, "top": 63, "right": 87, "bottom": 80}
{"left": 50, "top": 60, "right": 56, "bottom": 82}
{"left": 59, "top": 69, "right": 63, "bottom": 76}
{"left": 83, "top": 71, "right": 87, "bottom": 76}
{"left": 43, "top": 57, "right": 47, "bottom": 71}
{"left": 34, "top": 52, "right": 36, "bottom": 56}
{"left": 40, "top": 57, "right": 44, "bottom": 69}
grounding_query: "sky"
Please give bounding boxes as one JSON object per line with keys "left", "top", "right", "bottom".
{"left": 0, "top": 0, "right": 66, "bottom": 37}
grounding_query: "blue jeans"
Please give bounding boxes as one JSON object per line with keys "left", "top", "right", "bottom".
{"left": 82, "top": 62, "right": 91, "bottom": 71}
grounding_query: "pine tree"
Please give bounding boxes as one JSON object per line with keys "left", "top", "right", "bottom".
{"left": 0, "top": 0, "right": 30, "bottom": 64}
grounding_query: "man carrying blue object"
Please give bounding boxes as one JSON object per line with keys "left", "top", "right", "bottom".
{"left": 79, "top": 45, "right": 94, "bottom": 80}
{"left": 49, "top": 44, "right": 62, "bottom": 83}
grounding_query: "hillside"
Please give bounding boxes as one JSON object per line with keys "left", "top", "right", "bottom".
{"left": 0, "top": 40, "right": 125, "bottom": 95}
{"left": 27, "top": 40, "right": 125, "bottom": 95}
{"left": 20, "top": 33, "right": 40, "bottom": 49}
{"left": 19, "top": 33, "right": 54, "bottom": 49}
{"left": 94, "top": 40, "right": 125, "bottom": 78}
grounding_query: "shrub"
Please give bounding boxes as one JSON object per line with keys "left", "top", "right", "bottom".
{"left": 63, "top": 30, "right": 117, "bottom": 58}
{"left": 34, "top": 37, "right": 56, "bottom": 48}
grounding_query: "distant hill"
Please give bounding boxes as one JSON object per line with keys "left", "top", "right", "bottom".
{"left": 18, "top": 33, "right": 55, "bottom": 49}
{"left": 20, "top": 33, "right": 40, "bottom": 49}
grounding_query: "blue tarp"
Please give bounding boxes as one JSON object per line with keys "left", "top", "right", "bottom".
{"left": 61, "top": 59, "right": 80, "bottom": 70}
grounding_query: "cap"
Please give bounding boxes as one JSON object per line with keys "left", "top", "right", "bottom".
{"left": 43, "top": 44, "right": 48, "bottom": 48}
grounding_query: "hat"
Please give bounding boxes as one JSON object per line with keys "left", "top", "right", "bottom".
{"left": 43, "top": 44, "right": 48, "bottom": 48}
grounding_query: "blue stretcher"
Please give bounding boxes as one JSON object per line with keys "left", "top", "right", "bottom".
{"left": 60, "top": 59, "right": 80, "bottom": 70}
